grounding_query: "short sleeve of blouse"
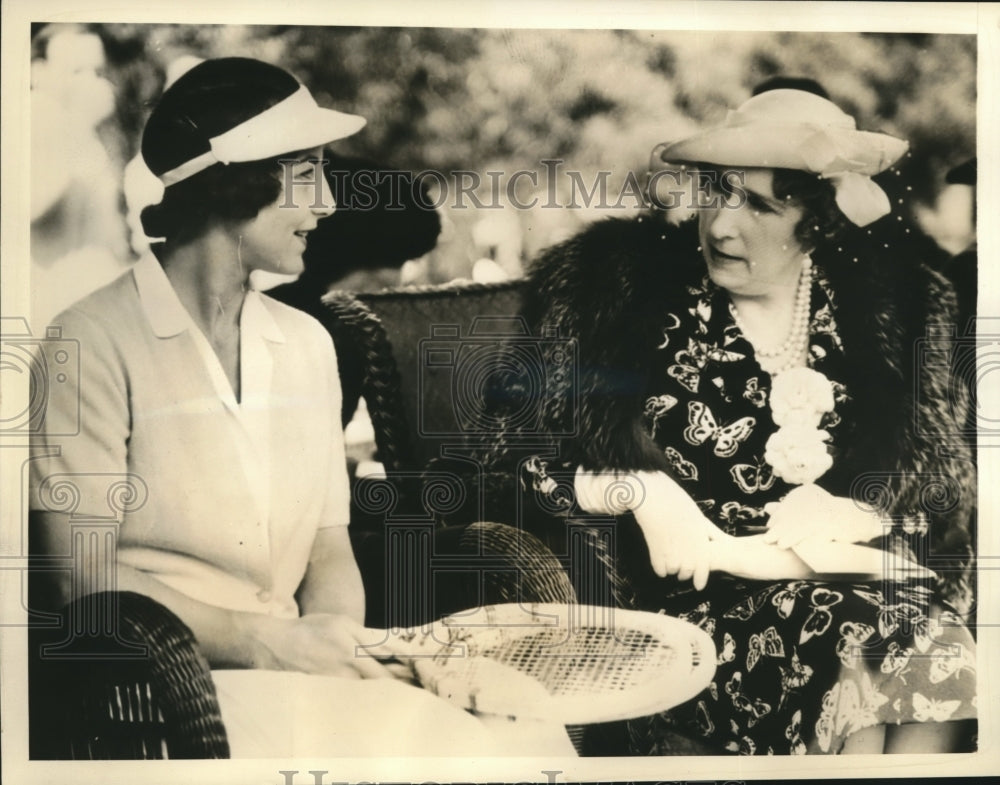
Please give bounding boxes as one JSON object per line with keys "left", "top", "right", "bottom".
{"left": 29, "top": 307, "right": 131, "bottom": 520}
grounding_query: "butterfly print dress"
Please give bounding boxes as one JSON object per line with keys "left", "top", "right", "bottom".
{"left": 622, "top": 270, "right": 977, "bottom": 754}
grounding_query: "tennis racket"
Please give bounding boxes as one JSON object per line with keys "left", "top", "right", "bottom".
{"left": 378, "top": 603, "right": 716, "bottom": 724}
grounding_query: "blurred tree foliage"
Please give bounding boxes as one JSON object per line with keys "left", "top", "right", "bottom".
{"left": 95, "top": 25, "right": 975, "bottom": 191}
{"left": 82, "top": 24, "right": 975, "bottom": 275}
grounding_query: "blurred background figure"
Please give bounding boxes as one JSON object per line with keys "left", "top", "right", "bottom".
{"left": 470, "top": 210, "right": 524, "bottom": 283}
{"left": 943, "top": 157, "right": 977, "bottom": 333}
{"left": 30, "top": 24, "right": 129, "bottom": 329}
{"left": 942, "top": 157, "right": 978, "bottom": 464}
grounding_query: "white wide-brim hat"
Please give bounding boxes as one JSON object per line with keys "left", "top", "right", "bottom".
{"left": 658, "top": 89, "right": 909, "bottom": 226}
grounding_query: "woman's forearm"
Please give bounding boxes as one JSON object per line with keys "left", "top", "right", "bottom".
{"left": 708, "top": 535, "right": 816, "bottom": 581}
{"left": 297, "top": 526, "right": 366, "bottom": 623}
{"left": 113, "top": 560, "right": 388, "bottom": 678}
{"left": 110, "top": 560, "right": 283, "bottom": 668}
{"left": 33, "top": 511, "right": 278, "bottom": 668}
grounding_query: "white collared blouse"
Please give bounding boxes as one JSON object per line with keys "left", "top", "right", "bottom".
{"left": 30, "top": 254, "right": 350, "bottom": 618}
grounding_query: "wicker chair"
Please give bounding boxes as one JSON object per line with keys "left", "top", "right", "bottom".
{"left": 316, "top": 281, "right": 627, "bottom": 600}
{"left": 29, "top": 590, "right": 229, "bottom": 759}
{"left": 317, "top": 281, "right": 595, "bottom": 626}
{"left": 315, "top": 281, "right": 721, "bottom": 756}
{"left": 320, "top": 280, "right": 525, "bottom": 472}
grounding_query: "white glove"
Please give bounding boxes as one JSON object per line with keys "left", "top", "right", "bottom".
{"left": 574, "top": 468, "right": 728, "bottom": 589}
{"left": 761, "top": 483, "right": 886, "bottom": 549}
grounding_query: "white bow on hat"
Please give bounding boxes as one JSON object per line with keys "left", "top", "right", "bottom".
{"left": 658, "top": 89, "right": 909, "bottom": 226}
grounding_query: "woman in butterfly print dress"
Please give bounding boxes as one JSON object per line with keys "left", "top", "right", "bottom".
{"left": 626, "top": 251, "right": 976, "bottom": 755}
{"left": 502, "top": 90, "right": 977, "bottom": 754}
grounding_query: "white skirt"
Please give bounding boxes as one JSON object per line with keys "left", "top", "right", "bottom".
{"left": 211, "top": 670, "right": 578, "bottom": 758}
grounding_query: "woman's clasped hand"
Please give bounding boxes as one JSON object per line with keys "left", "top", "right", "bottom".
{"left": 761, "top": 483, "right": 886, "bottom": 550}
{"left": 575, "top": 468, "right": 868, "bottom": 589}
{"left": 243, "top": 613, "right": 409, "bottom": 680}
{"left": 575, "top": 468, "right": 731, "bottom": 589}
{"left": 647, "top": 479, "right": 891, "bottom": 585}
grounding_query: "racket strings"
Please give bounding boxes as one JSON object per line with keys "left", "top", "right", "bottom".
{"left": 411, "top": 605, "right": 717, "bottom": 723}
{"left": 474, "top": 626, "right": 679, "bottom": 696}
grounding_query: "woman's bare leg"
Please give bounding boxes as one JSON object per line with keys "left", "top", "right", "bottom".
{"left": 839, "top": 724, "right": 885, "bottom": 754}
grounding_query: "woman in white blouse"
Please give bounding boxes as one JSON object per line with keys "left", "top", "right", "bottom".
{"left": 30, "top": 57, "right": 575, "bottom": 757}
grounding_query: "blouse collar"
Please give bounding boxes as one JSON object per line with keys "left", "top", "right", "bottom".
{"left": 133, "top": 253, "right": 285, "bottom": 344}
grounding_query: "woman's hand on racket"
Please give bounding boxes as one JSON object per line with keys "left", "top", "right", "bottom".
{"left": 761, "top": 484, "right": 884, "bottom": 549}
{"left": 245, "top": 613, "right": 403, "bottom": 680}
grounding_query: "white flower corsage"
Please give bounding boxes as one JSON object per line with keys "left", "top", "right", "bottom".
{"left": 768, "top": 367, "right": 835, "bottom": 429}
{"left": 764, "top": 426, "right": 834, "bottom": 485}
{"left": 765, "top": 367, "right": 836, "bottom": 485}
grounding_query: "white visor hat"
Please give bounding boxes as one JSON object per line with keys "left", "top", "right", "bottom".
{"left": 158, "top": 84, "right": 366, "bottom": 187}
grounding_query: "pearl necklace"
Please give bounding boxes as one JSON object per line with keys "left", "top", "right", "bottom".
{"left": 730, "top": 256, "right": 814, "bottom": 377}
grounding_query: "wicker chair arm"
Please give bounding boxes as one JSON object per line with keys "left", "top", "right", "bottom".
{"left": 321, "top": 291, "right": 414, "bottom": 472}
{"left": 30, "top": 591, "right": 229, "bottom": 759}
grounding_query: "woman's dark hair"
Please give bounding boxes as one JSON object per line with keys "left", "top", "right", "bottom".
{"left": 771, "top": 167, "right": 847, "bottom": 250}
{"left": 139, "top": 57, "right": 301, "bottom": 243}
{"left": 697, "top": 163, "right": 847, "bottom": 251}
{"left": 750, "top": 78, "right": 849, "bottom": 250}
{"left": 140, "top": 159, "right": 283, "bottom": 242}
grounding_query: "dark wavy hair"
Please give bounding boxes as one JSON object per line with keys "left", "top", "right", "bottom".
{"left": 771, "top": 168, "right": 848, "bottom": 250}
{"left": 140, "top": 159, "right": 284, "bottom": 243}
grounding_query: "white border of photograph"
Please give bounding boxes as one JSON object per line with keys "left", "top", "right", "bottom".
{"left": 2, "top": 1, "right": 997, "bottom": 783}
